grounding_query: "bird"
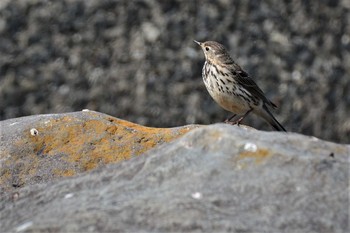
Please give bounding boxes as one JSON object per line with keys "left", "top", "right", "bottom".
{"left": 194, "top": 40, "right": 286, "bottom": 131}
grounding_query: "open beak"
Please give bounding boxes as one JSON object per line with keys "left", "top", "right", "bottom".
{"left": 193, "top": 40, "right": 202, "bottom": 46}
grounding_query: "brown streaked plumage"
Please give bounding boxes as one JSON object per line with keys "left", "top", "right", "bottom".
{"left": 194, "top": 40, "right": 286, "bottom": 131}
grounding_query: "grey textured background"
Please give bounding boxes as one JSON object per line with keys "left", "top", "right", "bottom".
{"left": 0, "top": 0, "right": 349, "bottom": 143}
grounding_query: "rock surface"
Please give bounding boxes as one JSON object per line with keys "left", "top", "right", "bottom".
{"left": 1, "top": 124, "right": 349, "bottom": 232}
{"left": 0, "top": 111, "right": 198, "bottom": 195}
{"left": 0, "top": 0, "right": 349, "bottom": 143}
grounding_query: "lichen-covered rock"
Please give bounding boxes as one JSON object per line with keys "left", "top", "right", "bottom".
{"left": 1, "top": 124, "right": 348, "bottom": 232}
{"left": 0, "top": 111, "right": 198, "bottom": 195}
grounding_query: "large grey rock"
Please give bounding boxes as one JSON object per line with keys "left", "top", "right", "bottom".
{"left": 1, "top": 125, "right": 349, "bottom": 232}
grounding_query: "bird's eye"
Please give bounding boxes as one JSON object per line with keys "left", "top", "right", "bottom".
{"left": 205, "top": 47, "right": 209, "bottom": 51}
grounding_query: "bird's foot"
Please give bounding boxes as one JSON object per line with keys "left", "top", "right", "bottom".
{"left": 224, "top": 109, "right": 253, "bottom": 126}
{"left": 224, "top": 114, "right": 237, "bottom": 124}
{"left": 225, "top": 117, "right": 244, "bottom": 126}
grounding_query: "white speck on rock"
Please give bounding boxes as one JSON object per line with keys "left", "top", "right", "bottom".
{"left": 30, "top": 128, "right": 39, "bottom": 136}
{"left": 64, "top": 193, "right": 74, "bottom": 199}
{"left": 82, "top": 109, "right": 90, "bottom": 112}
{"left": 191, "top": 192, "right": 203, "bottom": 200}
{"left": 10, "top": 122, "right": 18, "bottom": 126}
{"left": 244, "top": 142, "right": 257, "bottom": 152}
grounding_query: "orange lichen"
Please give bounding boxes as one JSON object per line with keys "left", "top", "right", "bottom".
{"left": 62, "top": 169, "right": 76, "bottom": 177}
{"left": 1, "top": 112, "right": 199, "bottom": 194}
{"left": 238, "top": 148, "right": 271, "bottom": 164}
{"left": 33, "top": 114, "right": 195, "bottom": 170}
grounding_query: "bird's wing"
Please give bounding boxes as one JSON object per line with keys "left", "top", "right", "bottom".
{"left": 230, "top": 65, "right": 277, "bottom": 108}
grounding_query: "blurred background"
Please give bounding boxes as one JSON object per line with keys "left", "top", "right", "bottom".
{"left": 0, "top": 0, "right": 349, "bottom": 143}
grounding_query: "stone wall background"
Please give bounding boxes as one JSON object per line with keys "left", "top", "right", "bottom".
{"left": 0, "top": 0, "right": 349, "bottom": 143}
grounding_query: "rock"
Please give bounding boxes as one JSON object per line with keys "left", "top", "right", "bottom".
{"left": 0, "top": 111, "right": 198, "bottom": 195}
{"left": 1, "top": 124, "right": 348, "bottom": 232}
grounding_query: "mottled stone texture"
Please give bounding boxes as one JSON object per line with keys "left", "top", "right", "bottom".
{"left": 0, "top": 0, "right": 349, "bottom": 143}
{"left": 1, "top": 123, "right": 349, "bottom": 232}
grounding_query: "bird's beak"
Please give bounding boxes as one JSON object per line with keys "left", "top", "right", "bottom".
{"left": 194, "top": 40, "right": 202, "bottom": 46}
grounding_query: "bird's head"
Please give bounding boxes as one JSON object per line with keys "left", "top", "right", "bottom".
{"left": 194, "top": 40, "right": 230, "bottom": 64}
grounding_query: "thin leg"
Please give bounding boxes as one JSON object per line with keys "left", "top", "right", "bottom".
{"left": 229, "top": 109, "right": 253, "bottom": 126}
{"left": 224, "top": 114, "right": 237, "bottom": 123}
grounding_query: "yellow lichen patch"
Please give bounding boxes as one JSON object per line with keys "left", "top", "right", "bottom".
{"left": 62, "top": 169, "right": 76, "bottom": 177}
{"left": 1, "top": 112, "right": 199, "bottom": 194}
{"left": 237, "top": 148, "right": 271, "bottom": 166}
{"left": 28, "top": 114, "right": 198, "bottom": 173}
{"left": 53, "top": 169, "right": 76, "bottom": 177}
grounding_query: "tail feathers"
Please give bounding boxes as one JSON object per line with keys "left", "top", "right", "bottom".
{"left": 258, "top": 104, "right": 287, "bottom": 132}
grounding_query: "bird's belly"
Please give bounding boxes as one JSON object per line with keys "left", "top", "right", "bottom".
{"left": 207, "top": 89, "right": 250, "bottom": 115}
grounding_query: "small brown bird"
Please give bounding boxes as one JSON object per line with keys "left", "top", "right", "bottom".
{"left": 194, "top": 40, "right": 286, "bottom": 131}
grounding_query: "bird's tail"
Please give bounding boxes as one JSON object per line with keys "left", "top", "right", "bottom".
{"left": 257, "top": 104, "right": 287, "bottom": 132}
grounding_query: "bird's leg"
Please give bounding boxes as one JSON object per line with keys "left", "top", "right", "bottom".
{"left": 224, "top": 114, "right": 237, "bottom": 123}
{"left": 230, "top": 109, "right": 253, "bottom": 126}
